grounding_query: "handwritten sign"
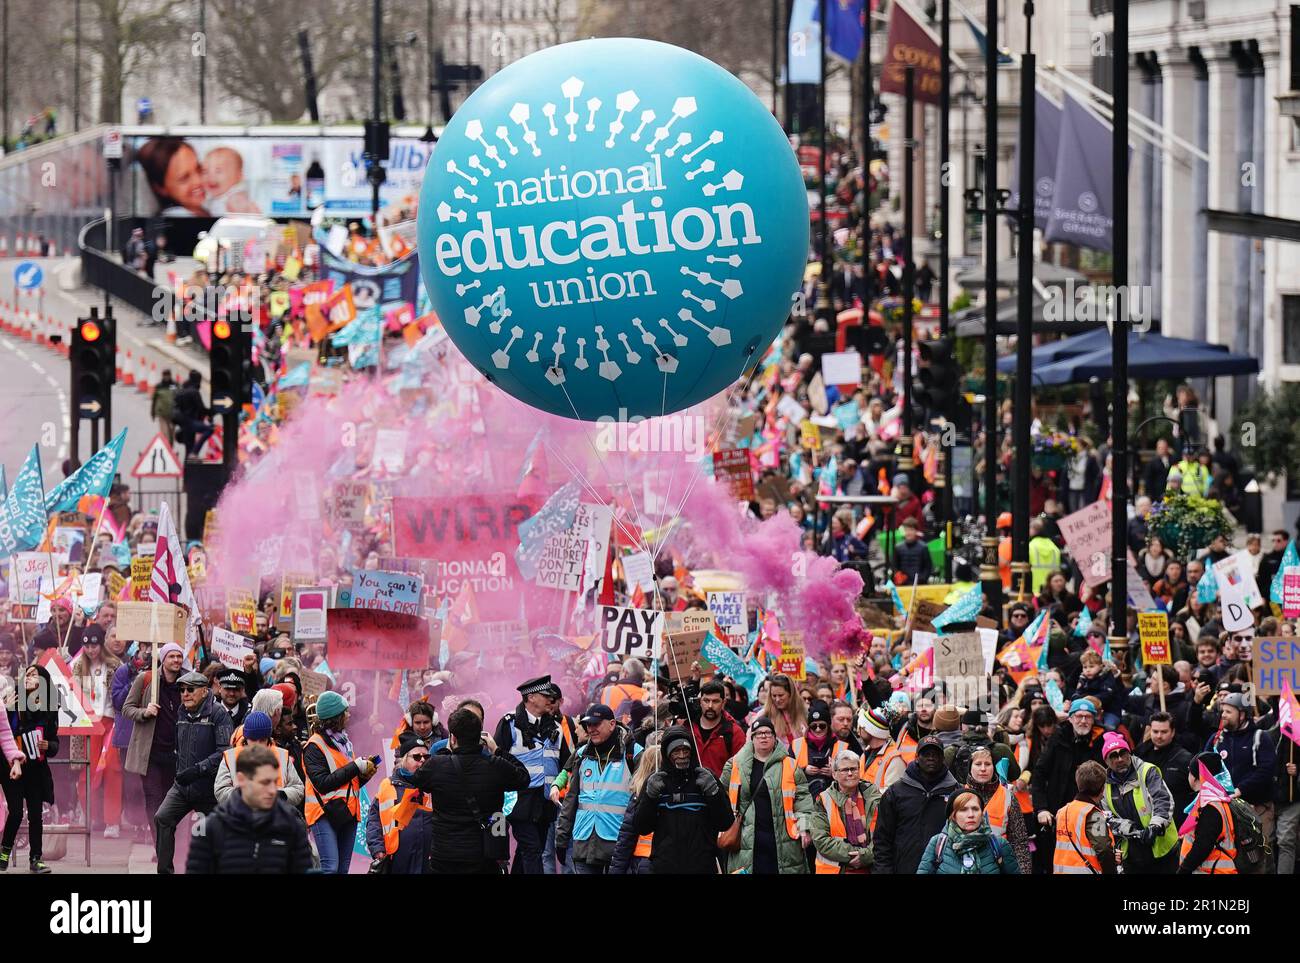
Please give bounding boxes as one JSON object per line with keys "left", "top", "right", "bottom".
{"left": 350, "top": 569, "right": 423, "bottom": 615}
{"left": 662, "top": 630, "right": 711, "bottom": 681}
{"left": 291, "top": 587, "right": 330, "bottom": 642}
{"left": 536, "top": 534, "right": 585, "bottom": 591}
{"left": 665, "top": 609, "right": 717, "bottom": 635}
{"left": 1256, "top": 637, "right": 1300, "bottom": 696}
{"left": 622, "top": 551, "right": 655, "bottom": 595}
{"left": 333, "top": 481, "right": 370, "bottom": 525}
{"left": 712, "top": 449, "right": 755, "bottom": 502}
{"left": 116, "top": 601, "right": 187, "bottom": 644}
{"left": 326, "top": 609, "right": 430, "bottom": 670}
{"left": 211, "top": 627, "right": 255, "bottom": 670}
{"left": 1138, "top": 611, "right": 1171, "bottom": 665}
{"left": 933, "top": 631, "right": 984, "bottom": 679}
{"left": 599, "top": 605, "right": 663, "bottom": 657}
{"left": 1059, "top": 501, "right": 1112, "bottom": 589}
{"left": 371, "top": 428, "right": 407, "bottom": 474}
{"left": 707, "top": 592, "right": 746, "bottom": 633}
{"left": 12, "top": 554, "right": 65, "bottom": 606}
{"left": 572, "top": 502, "right": 613, "bottom": 591}
{"left": 227, "top": 588, "right": 258, "bottom": 635}
{"left": 279, "top": 571, "right": 315, "bottom": 621}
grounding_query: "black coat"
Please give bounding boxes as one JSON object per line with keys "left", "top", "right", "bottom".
{"left": 1, "top": 709, "right": 59, "bottom": 805}
{"left": 407, "top": 745, "right": 531, "bottom": 864}
{"left": 632, "top": 764, "right": 733, "bottom": 874}
{"left": 1123, "top": 689, "right": 1198, "bottom": 753}
{"left": 1031, "top": 723, "right": 1105, "bottom": 816}
{"left": 872, "top": 762, "right": 959, "bottom": 874}
{"left": 1136, "top": 739, "right": 1194, "bottom": 819}
{"left": 185, "top": 793, "right": 313, "bottom": 874}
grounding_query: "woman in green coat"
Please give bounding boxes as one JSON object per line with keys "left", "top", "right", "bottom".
{"left": 917, "top": 789, "right": 1019, "bottom": 875}
{"left": 719, "top": 717, "right": 815, "bottom": 874}
{"left": 810, "top": 749, "right": 882, "bottom": 873}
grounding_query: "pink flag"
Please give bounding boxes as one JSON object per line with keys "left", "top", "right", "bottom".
{"left": 1281, "top": 682, "right": 1300, "bottom": 747}
{"left": 904, "top": 648, "right": 933, "bottom": 692}
{"left": 1178, "top": 761, "right": 1232, "bottom": 835}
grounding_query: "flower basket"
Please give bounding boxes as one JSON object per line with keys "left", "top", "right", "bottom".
{"left": 1031, "top": 433, "right": 1080, "bottom": 471}
{"left": 1146, "top": 494, "right": 1234, "bottom": 560}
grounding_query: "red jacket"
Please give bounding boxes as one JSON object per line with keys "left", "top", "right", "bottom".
{"left": 691, "top": 713, "right": 747, "bottom": 779}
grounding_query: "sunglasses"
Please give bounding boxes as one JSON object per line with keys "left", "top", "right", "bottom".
{"left": 809, "top": 722, "right": 829, "bottom": 731}
{"left": 409, "top": 754, "right": 430, "bottom": 762}
{"left": 179, "top": 685, "right": 206, "bottom": 693}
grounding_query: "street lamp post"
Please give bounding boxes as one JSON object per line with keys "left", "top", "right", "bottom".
{"left": 1111, "top": 0, "right": 1131, "bottom": 658}
{"left": 198, "top": 0, "right": 206, "bottom": 124}
{"left": 1012, "top": 2, "right": 1035, "bottom": 603}
{"left": 981, "top": 0, "right": 1002, "bottom": 616}
{"left": 817, "top": 0, "right": 832, "bottom": 320}
{"left": 938, "top": 0, "right": 952, "bottom": 578}
{"left": 861, "top": 0, "right": 873, "bottom": 309}
{"left": 900, "top": 66, "right": 916, "bottom": 475}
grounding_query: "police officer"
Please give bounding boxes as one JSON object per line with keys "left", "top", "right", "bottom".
{"left": 493, "top": 675, "right": 571, "bottom": 874}
{"left": 216, "top": 670, "right": 251, "bottom": 730}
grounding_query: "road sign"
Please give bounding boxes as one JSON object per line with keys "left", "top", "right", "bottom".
{"left": 78, "top": 398, "right": 104, "bottom": 419}
{"left": 130, "top": 433, "right": 184, "bottom": 479}
{"left": 102, "top": 127, "right": 123, "bottom": 159}
{"left": 36, "top": 651, "right": 101, "bottom": 736}
{"left": 198, "top": 423, "right": 224, "bottom": 464}
{"left": 13, "top": 261, "right": 42, "bottom": 289}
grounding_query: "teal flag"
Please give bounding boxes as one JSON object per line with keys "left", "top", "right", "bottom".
{"left": 44, "top": 428, "right": 126, "bottom": 513}
{"left": 1073, "top": 606, "right": 1093, "bottom": 637}
{"left": 0, "top": 446, "right": 48, "bottom": 555}
{"left": 1196, "top": 563, "right": 1218, "bottom": 604}
{"left": 933, "top": 584, "right": 982, "bottom": 633}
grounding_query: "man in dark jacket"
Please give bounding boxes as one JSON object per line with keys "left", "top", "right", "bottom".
{"left": 173, "top": 369, "right": 213, "bottom": 459}
{"left": 891, "top": 517, "right": 933, "bottom": 584}
{"left": 872, "top": 735, "right": 958, "bottom": 873}
{"left": 1031, "top": 699, "right": 1105, "bottom": 827}
{"left": 1136, "top": 712, "right": 1194, "bottom": 820}
{"left": 186, "top": 745, "right": 312, "bottom": 874}
{"left": 153, "top": 671, "right": 233, "bottom": 874}
{"left": 1206, "top": 693, "right": 1277, "bottom": 809}
{"left": 690, "top": 681, "right": 746, "bottom": 779}
{"left": 1123, "top": 666, "right": 1198, "bottom": 752}
{"left": 1140, "top": 438, "right": 1173, "bottom": 501}
{"left": 633, "top": 725, "right": 733, "bottom": 874}
{"left": 492, "top": 675, "right": 570, "bottom": 874}
{"left": 410, "top": 707, "right": 531, "bottom": 874}
{"left": 1257, "top": 531, "right": 1289, "bottom": 602}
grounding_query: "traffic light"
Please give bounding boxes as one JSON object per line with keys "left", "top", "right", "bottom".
{"left": 915, "top": 337, "right": 962, "bottom": 422}
{"left": 209, "top": 313, "right": 250, "bottom": 467}
{"left": 71, "top": 312, "right": 114, "bottom": 420}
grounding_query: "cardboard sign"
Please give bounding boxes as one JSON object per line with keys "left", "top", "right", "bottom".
{"left": 777, "top": 641, "right": 806, "bottom": 681}
{"left": 1059, "top": 501, "right": 1112, "bottom": 588}
{"left": 712, "top": 449, "right": 756, "bottom": 502}
{"left": 1137, "top": 611, "right": 1171, "bottom": 665}
{"left": 821, "top": 350, "right": 863, "bottom": 386}
{"left": 707, "top": 592, "right": 746, "bottom": 633}
{"left": 333, "top": 481, "right": 370, "bottom": 525}
{"left": 1255, "top": 637, "right": 1300, "bottom": 696}
{"left": 599, "top": 605, "right": 663, "bottom": 657}
{"left": 279, "top": 572, "right": 315, "bottom": 621}
{"left": 299, "top": 668, "right": 331, "bottom": 703}
{"left": 36, "top": 651, "right": 100, "bottom": 736}
{"left": 622, "top": 551, "right": 655, "bottom": 595}
{"left": 371, "top": 428, "right": 407, "bottom": 474}
{"left": 572, "top": 502, "right": 613, "bottom": 590}
{"left": 911, "top": 599, "right": 947, "bottom": 633}
{"left": 1221, "top": 596, "right": 1256, "bottom": 633}
{"left": 116, "top": 601, "right": 187, "bottom": 644}
{"left": 662, "top": 630, "right": 712, "bottom": 681}
{"left": 226, "top": 588, "right": 258, "bottom": 635}
{"left": 933, "top": 631, "right": 984, "bottom": 679}
{"left": 665, "top": 609, "right": 717, "bottom": 635}
{"left": 1283, "top": 566, "right": 1300, "bottom": 620}
{"left": 211, "top": 627, "right": 255, "bottom": 670}
{"left": 350, "top": 569, "right": 423, "bottom": 615}
{"left": 327, "top": 609, "right": 430, "bottom": 670}
{"left": 291, "top": 587, "right": 330, "bottom": 642}
{"left": 799, "top": 420, "right": 822, "bottom": 451}
{"left": 536, "top": 534, "right": 585, "bottom": 591}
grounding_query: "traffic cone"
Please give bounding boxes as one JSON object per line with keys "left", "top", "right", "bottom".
{"left": 0, "top": 236, "right": 8, "bottom": 257}
{"left": 48, "top": 241, "right": 58, "bottom": 258}
{"left": 120, "top": 349, "right": 135, "bottom": 386}
{"left": 137, "top": 357, "right": 154, "bottom": 394}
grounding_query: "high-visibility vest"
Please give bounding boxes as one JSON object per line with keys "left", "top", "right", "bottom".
{"left": 1011, "top": 781, "right": 1034, "bottom": 814}
{"left": 895, "top": 731, "right": 919, "bottom": 764}
{"left": 508, "top": 717, "right": 561, "bottom": 790}
{"left": 813, "top": 790, "right": 865, "bottom": 874}
{"left": 375, "top": 778, "right": 432, "bottom": 855}
{"left": 601, "top": 683, "right": 645, "bottom": 715}
{"left": 982, "top": 783, "right": 1011, "bottom": 837}
{"left": 633, "top": 834, "right": 653, "bottom": 858}
{"left": 559, "top": 715, "right": 576, "bottom": 754}
{"left": 728, "top": 755, "right": 799, "bottom": 840}
{"left": 790, "top": 737, "right": 847, "bottom": 770}
{"left": 1103, "top": 761, "right": 1179, "bottom": 859}
{"left": 303, "top": 733, "right": 360, "bottom": 826}
{"left": 573, "top": 742, "right": 641, "bottom": 842}
{"left": 1053, "top": 799, "right": 1111, "bottom": 874}
{"left": 1180, "top": 799, "right": 1238, "bottom": 874}
{"left": 998, "top": 538, "right": 1012, "bottom": 589}
{"left": 221, "top": 744, "right": 289, "bottom": 790}
{"left": 1028, "top": 537, "right": 1062, "bottom": 594}
{"left": 859, "top": 744, "right": 902, "bottom": 789}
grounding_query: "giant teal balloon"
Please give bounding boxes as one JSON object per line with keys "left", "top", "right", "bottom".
{"left": 417, "top": 38, "right": 808, "bottom": 421}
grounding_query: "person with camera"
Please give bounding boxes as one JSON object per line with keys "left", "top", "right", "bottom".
{"left": 690, "top": 680, "right": 746, "bottom": 779}
{"left": 1099, "top": 731, "right": 1179, "bottom": 874}
{"left": 409, "top": 707, "right": 531, "bottom": 874}
{"left": 302, "top": 690, "right": 378, "bottom": 875}
{"left": 493, "top": 675, "right": 570, "bottom": 874}
{"left": 556, "top": 703, "right": 642, "bottom": 874}
{"left": 632, "top": 725, "right": 732, "bottom": 874}
{"left": 365, "top": 732, "right": 433, "bottom": 874}
{"left": 186, "top": 745, "right": 312, "bottom": 874}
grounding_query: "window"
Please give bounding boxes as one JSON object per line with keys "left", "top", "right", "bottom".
{"left": 1284, "top": 294, "right": 1300, "bottom": 365}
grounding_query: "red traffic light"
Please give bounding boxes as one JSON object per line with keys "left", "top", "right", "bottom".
{"left": 80, "top": 321, "right": 102, "bottom": 342}
{"left": 213, "top": 319, "right": 232, "bottom": 340}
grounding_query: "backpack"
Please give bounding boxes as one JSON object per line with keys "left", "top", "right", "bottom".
{"left": 1221, "top": 798, "right": 1269, "bottom": 874}
{"left": 930, "top": 831, "right": 1006, "bottom": 873}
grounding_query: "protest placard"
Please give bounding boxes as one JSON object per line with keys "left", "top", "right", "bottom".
{"left": 777, "top": 636, "right": 806, "bottom": 681}
{"left": 535, "top": 534, "right": 585, "bottom": 591}
{"left": 933, "top": 632, "right": 984, "bottom": 679}
{"left": 707, "top": 592, "right": 746, "bottom": 633}
{"left": 291, "top": 587, "right": 330, "bottom": 642}
{"left": 227, "top": 589, "right": 258, "bottom": 635}
{"left": 599, "top": 605, "right": 663, "bottom": 657}
{"left": 665, "top": 610, "right": 717, "bottom": 635}
{"left": 712, "top": 449, "right": 756, "bottom": 502}
{"left": 776, "top": 395, "right": 808, "bottom": 425}
{"left": 371, "top": 428, "right": 407, "bottom": 474}
{"left": 662, "top": 630, "right": 712, "bottom": 681}
{"left": 105, "top": 569, "right": 126, "bottom": 602}
{"left": 350, "top": 569, "right": 423, "bottom": 615}
{"left": 622, "top": 551, "right": 655, "bottom": 594}
{"left": 299, "top": 668, "right": 331, "bottom": 703}
{"left": 1256, "top": 637, "right": 1300, "bottom": 696}
{"left": 799, "top": 421, "right": 822, "bottom": 451}
{"left": 277, "top": 572, "right": 314, "bottom": 623}
{"left": 466, "top": 620, "right": 529, "bottom": 654}
{"left": 1213, "top": 552, "right": 1264, "bottom": 611}
{"left": 821, "top": 350, "right": 862, "bottom": 386}
{"left": 326, "top": 609, "right": 430, "bottom": 670}
{"left": 1221, "top": 596, "right": 1256, "bottom": 633}
{"left": 211, "top": 627, "right": 255, "bottom": 670}
{"left": 116, "top": 601, "right": 187, "bottom": 644}
{"left": 333, "top": 481, "right": 370, "bottom": 525}
{"left": 1137, "top": 612, "right": 1171, "bottom": 665}
{"left": 1285, "top": 566, "right": 1300, "bottom": 619}
{"left": 293, "top": 472, "right": 321, "bottom": 522}
{"left": 1059, "top": 501, "right": 1112, "bottom": 588}
{"left": 130, "top": 556, "right": 154, "bottom": 598}
{"left": 572, "top": 502, "right": 613, "bottom": 590}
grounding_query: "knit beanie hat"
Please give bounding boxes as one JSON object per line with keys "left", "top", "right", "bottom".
{"left": 314, "top": 690, "right": 348, "bottom": 722}
{"left": 856, "top": 705, "right": 892, "bottom": 741}
{"left": 242, "top": 711, "right": 273, "bottom": 742}
{"left": 933, "top": 704, "right": 961, "bottom": 732}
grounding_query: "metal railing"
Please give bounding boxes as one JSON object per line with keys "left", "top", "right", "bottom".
{"left": 78, "top": 216, "right": 159, "bottom": 317}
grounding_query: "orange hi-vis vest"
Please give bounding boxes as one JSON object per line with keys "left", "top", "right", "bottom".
{"left": 559, "top": 715, "right": 576, "bottom": 754}
{"left": 1012, "top": 781, "right": 1034, "bottom": 814}
{"left": 601, "top": 683, "right": 645, "bottom": 715}
{"left": 813, "top": 791, "right": 862, "bottom": 874}
{"left": 728, "top": 755, "right": 799, "bottom": 840}
{"left": 1180, "top": 799, "right": 1238, "bottom": 874}
{"left": 895, "top": 731, "right": 919, "bottom": 764}
{"left": 221, "top": 744, "right": 289, "bottom": 789}
{"left": 634, "top": 834, "right": 654, "bottom": 858}
{"left": 982, "top": 783, "right": 1011, "bottom": 837}
{"left": 303, "top": 733, "right": 360, "bottom": 826}
{"left": 1054, "top": 799, "right": 1111, "bottom": 874}
{"left": 375, "top": 778, "right": 432, "bottom": 855}
{"left": 790, "top": 737, "right": 848, "bottom": 770}
{"left": 860, "top": 744, "right": 903, "bottom": 789}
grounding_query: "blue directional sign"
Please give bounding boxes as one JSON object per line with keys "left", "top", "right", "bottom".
{"left": 13, "top": 261, "right": 42, "bottom": 290}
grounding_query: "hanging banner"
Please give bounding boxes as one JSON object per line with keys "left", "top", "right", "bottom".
{"left": 878, "top": 0, "right": 943, "bottom": 104}
{"left": 1043, "top": 93, "right": 1130, "bottom": 254}
{"left": 1007, "top": 91, "right": 1064, "bottom": 229}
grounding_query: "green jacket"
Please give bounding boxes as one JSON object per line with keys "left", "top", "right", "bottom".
{"left": 917, "top": 821, "right": 1019, "bottom": 875}
{"left": 719, "top": 741, "right": 815, "bottom": 874}
{"left": 810, "top": 783, "right": 882, "bottom": 871}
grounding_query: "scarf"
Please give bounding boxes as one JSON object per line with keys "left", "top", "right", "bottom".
{"left": 946, "top": 821, "right": 995, "bottom": 873}
{"left": 325, "top": 726, "right": 354, "bottom": 759}
{"left": 841, "top": 791, "right": 869, "bottom": 845}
